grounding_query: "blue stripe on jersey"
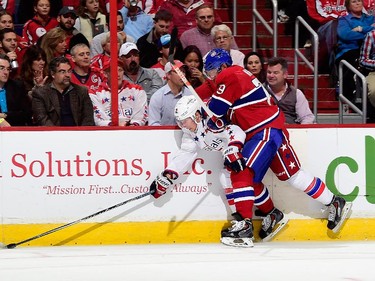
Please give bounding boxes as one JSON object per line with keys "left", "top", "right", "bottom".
{"left": 306, "top": 178, "right": 322, "bottom": 197}
{"left": 208, "top": 97, "right": 231, "bottom": 117}
{"left": 232, "top": 87, "right": 269, "bottom": 108}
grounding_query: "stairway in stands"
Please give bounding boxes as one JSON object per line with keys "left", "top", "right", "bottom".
{"left": 214, "top": 0, "right": 343, "bottom": 124}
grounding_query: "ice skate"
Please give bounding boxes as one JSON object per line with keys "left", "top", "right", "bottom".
{"left": 259, "top": 208, "right": 288, "bottom": 242}
{"left": 327, "top": 196, "right": 352, "bottom": 233}
{"left": 221, "top": 215, "right": 254, "bottom": 248}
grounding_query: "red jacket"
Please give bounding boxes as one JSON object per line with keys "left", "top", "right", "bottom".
{"left": 22, "top": 16, "right": 58, "bottom": 46}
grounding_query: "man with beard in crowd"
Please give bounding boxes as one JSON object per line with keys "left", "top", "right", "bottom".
{"left": 57, "top": 6, "right": 89, "bottom": 54}
{"left": 120, "top": 42, "right": 163, "bottom": 103}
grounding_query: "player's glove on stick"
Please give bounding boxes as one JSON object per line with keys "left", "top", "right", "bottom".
{"left": 150, "top": 172, "right": 173, "bottom": 198}
{"left": 223, "top": 146, "right": 246, "bottom": 172}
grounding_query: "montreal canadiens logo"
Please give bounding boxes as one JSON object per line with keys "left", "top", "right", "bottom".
{"left": 36, "top": 27, "right": 47, "bottom": 38}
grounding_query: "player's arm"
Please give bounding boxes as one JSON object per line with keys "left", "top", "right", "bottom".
{"left": 150, "top": 131, "right": 199, "bottom": 198}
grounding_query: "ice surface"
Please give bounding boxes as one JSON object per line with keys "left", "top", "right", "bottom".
{"left": 0, "top": 241, "right": 373, "bottom": 281}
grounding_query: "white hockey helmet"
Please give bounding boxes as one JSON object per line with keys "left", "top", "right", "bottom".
{"left": 174, "top": 96, "right": 201, "bottom": 128}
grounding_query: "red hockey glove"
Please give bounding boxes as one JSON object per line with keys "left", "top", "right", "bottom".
{"left": 150, "top": 173, "right": 173, "bottom": 199}
{"left": 223, "top": 146, "right": 246, "bottom": 172}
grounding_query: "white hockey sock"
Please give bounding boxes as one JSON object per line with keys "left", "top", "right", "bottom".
{"left": 286, "top": 169, "right": 334, "bottom": 205}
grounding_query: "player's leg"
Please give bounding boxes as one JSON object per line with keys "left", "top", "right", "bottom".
{"left": 270, "top": 130, "right": 352, "bottom": 233}
{"left": 241, "top": 127, "right": 289, "bottom": 240}
{"left": 253, "top": 182, "right": 289, "bottom": 241}
{"left": 220, "top": 168, "right": 255, "bottom": 248}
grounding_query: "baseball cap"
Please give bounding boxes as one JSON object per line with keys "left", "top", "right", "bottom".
{"left": 157, "top": 34, "right": 171, "bottom": 48}
{"left": 102, "top": 60, "right": 125, "bottom": 71}
{"left": 58, "top": 6, "right": 77, "bottom": 17}
{"left": 164, "top": 60, "right": 185, "bottom": 73}
{"left": 119, "top": 42, "right": 139, "bottom": 56}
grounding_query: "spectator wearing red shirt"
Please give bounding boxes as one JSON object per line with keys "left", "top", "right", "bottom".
{"left": 70, "top": 43, "right": 103, "bottom": 92}
{"left": 22, "top": 0, "right": 58, "bottom": 46}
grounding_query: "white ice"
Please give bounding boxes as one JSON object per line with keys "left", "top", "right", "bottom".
{"left": 0, "top": 241, "right": 373, "bottom": 281}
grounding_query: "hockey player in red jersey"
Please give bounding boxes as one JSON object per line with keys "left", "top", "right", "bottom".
{"left": 203, "top": 48, "right": 352, "bottom": 235}
{"left": 150, "top": 95, "right": 288, "bottom": 247}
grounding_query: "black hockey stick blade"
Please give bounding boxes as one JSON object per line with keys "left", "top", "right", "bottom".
{"left": 4, "top": 191, "right": 152, "bottom": 249}
{"left": 167, "top": 26, "right": 178, "bottom": 64}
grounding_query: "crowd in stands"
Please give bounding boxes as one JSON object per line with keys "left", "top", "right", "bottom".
{"left": 1, "top": 0, "right": 375, "bottom": 128}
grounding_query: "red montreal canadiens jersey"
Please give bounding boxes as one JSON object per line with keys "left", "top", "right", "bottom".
{"left": 208, "top": 65, "right": 285, "bottom": 139}
{"left": 70, "top": 69, "right": 103, "bottom": 92}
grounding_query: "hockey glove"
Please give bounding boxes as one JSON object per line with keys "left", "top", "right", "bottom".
{"left": 223, "top": 146, "right": 246, "bottom": 173}
{"left": 150, "top": 173, "right": 173, "bottom": 199}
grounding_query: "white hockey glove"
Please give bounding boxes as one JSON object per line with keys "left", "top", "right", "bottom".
{"left": 223, "top": 146, "right": 246, "bottom": 173}
{"left": 150, "top": 172, "right": 174, "bottom": 199}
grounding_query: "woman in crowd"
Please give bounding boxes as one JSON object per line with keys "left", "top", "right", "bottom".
{"left": 181, "top": 45, "right": 205, "bottom": 88}
{"left": 19, "top": 45, "right": 48, "bottom": 100}
{"left": 22, "top": 0, "right": 58, "bottom": 46}
{"left": 75, "top": 0, "right": 107, "bottom": 43}
{"left": 40, "top": 27, "right": 67, "bottom": 64}
{"left": 243, "top": 51, "right": 266, "bottom": 83}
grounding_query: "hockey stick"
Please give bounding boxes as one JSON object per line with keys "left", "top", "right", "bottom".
{"left": 4, "top": 191, "right": 152, "bottom": 249}
{"left": 167, "top": 27, "right": 214, "bottom": 117}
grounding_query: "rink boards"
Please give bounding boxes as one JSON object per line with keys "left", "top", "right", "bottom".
{"left": 0, "top": 125, "right": 374, "bottom": 246}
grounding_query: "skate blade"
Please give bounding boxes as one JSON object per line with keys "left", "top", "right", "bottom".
{"left": 220, "top": 237, "right": 254, "bottom": 248}
{"left": 331, "top": 202, "right": 352, "bottom": 233}
{"left": 262, "top": 217, "right": 289, "bottom": 242}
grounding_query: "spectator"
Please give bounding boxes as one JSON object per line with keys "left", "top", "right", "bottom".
{"left": 0, "top": 9, "right": 15, "bottom": 30}
{"left": 0, "top": 54, "right": 32, "bottom": 126}
{"left": 159, "top": 0, "right": 222, "bottom": 38}
{"left": 136, "top": 9, "right": 176, "bottom": 68}
{"left": 0, "top": 28, "right": 20, "bottom": 76}
{"left": 359, "top": 29, "right": 375, "bottom": 122}
{"left": 57, "top": 6, "right": 89, "bottom": 54}
{"left": 91, "top": 31, "right": 123, "bottom": 69}
{"left": 0, "top": 10, "right": 27, "bottom": 64}
{"left": 119, "top": 42, "right": 163, "bottom": 103}
{"left": 336, "top": 0, "right": 375, "bottom": 101}
{"left": 40, "top": 27, "right": 67, "bottom": 64}
{"left": 91, "top": 11, "right": 135, "bottom": 57}
{"left": 181, "top": 45, "right": 205, "bottom": 88}
{"left": 22, "top": 0, "right": 58, "bottom": 46}
{"left": 17, "top": 0, "right": 62, "bottom": 24}
{"left": 148, "top": 60, "right": 191, "bottom": 125}
{"left": 243, "top": 51, "right": 266, "bottom": 83}
{"left": 151, "top": 33, "right": 171, "bottom": 80}
{"left": 209, "top": 24, "right": 244, "bottom": 67}
{"left": 74, "top": 0, "right": 108, "bottom": 43}
{"left": 70, "top": 43, "right": 103, "bottom": 91}
{"left": 264, "top": 57, "right": 315, "bottom": 124}
{"left": 32, "top": 56, "right": 95, "bottom": 126}
{"left": 120, "top": 0, "right": 153, "bottom": 41}
{"left": 180, "top": 3, "right": 238, "bottom": 56}
{"left": 90, "top": 60, "right": 148, "bottom": 126}
{"left": 19, "top": 45, "right": 49, "bottom": 100}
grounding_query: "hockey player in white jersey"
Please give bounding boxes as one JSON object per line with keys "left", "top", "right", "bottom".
{"left": 149, "top": 96, "right": 287, "bottom": 247}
